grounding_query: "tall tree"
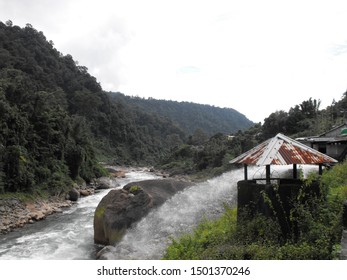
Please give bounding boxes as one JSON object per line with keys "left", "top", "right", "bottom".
{"left": 261, "top": 110, "right": 288, "bottom": 139}
{"left": 299, "top": 98, "right": 321, "bottom": 118}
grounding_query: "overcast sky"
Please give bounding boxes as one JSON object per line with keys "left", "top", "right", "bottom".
{"left": 1, "top": 0, "right": 347, "bottom": 123}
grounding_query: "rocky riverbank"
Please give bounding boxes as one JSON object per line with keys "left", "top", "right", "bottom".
{"left": 0, "top": 197, "right": 73, "bottom": 234}
{"left": 0, "top": 180, "right": 98, "bottom": 234}
{"left": 0, "top": 166, "right": 127, "bottom": 235}
{"left": 0, "top": 166, "right": 173, "bottom": 235}
{"left": 0, "top": 181, "right": 109, "bottom": 234}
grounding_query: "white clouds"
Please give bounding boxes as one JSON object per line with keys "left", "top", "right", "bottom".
{"left": 1, "top": 0, "right": 347, "bottom": 122}
{"left": 177, "top": 66, "right": 201, "bottom": 74}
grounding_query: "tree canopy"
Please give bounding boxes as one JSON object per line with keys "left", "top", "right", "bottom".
{"left": 1, "top": 21, "right": 254, "bottom": 193}
{"left": 2, "top": 21, "right": 345, "bottom": 194}
{"left": 0, "top": 22, "right": 186, "bottom": 193}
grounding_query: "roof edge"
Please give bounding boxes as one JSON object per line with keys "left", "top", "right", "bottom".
{"left": 230, "top": 133, "right": 338, "bottom": 166}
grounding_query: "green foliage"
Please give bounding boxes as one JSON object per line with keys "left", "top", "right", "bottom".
{"left": 92, "top": 163, "right": 109, "bottom": 178}
{"left": 3, "top": 145, "right": 35, "bottom": 192}
{"left": 129, "top": 185, "right": 141, "bottom": 194}
{"left": 260, "top": 97, "right": 344, "bottom": 140}
{"left": 95, "top": 205, "right": 106, "bottom": 219}
{"left": 321, "top": 162, "right": 347, "bottom": 195}
{"left": 0, "top": 21, "right": 191, "bottom": 194}
{"left": 110, "top": 92, "right": 254, "bottom": 137}
{"left": 0, "top": 21, "right": 105, "bottom": 194}
{"left": 158, "top": 127, "right": 262, "bottom": 179}
{"left": 164, "top": 207, "right": 238, "bottom": 260}
{"left": 165, "top": 163, "right": 347, "bottom": 260}
{"left": 0, "top": 146, "right": 5, "bottom": 194}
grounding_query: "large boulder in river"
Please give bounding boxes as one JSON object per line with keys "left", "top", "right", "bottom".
{"left": 95, "top": 177, "right": 115, "bottom": 190}
{"left": 93, "top": 179, "right": 192, "bottom": 245}
{"left": 67, "top": 188, "right": 80, "bottom": 201}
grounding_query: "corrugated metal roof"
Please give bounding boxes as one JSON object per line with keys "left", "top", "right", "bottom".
{"left": 319, "top": 123, "right": 346, "bottom": 137}
{"left": 230, "top": 133, "right": 338, "bottom": 166}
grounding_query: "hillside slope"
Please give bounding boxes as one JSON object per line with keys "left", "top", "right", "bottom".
{"left": 0, "top": 21, "right": 255, "bottom": 194}
{"left": 110, "top": 92, "right": 254, "bottom": 136}
{"left": 0, "top": 22, "right": 184, "bottom": 193}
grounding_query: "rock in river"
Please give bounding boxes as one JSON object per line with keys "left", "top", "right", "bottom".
{"left": 93, "top": 179, "right": 193, "bottom": 245}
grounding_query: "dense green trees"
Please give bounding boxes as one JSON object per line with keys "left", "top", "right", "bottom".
{"left": 0, "top": 21, "right": 102, "bottom": 194}
{"left": 3, "top": 21, "right": 240, "bottom": 194}
{"left": 0, "top": 22, "right": 188, "bottom": 193}
{"left": 2, "top": 20, "right": 346, "bottom": 196}
{"left": 109, "top": 92, "right": 254, "bottom": 136}
{"left": 260, "top": 97, "right": 343, "bottom": 140}
{"left": 158, "top": 92, "right": 347, "bottom": 178}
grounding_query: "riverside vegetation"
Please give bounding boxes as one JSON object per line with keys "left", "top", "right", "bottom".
{"left": 2, "top": 21, "right": 347, "bottom": 259}
{"left": 163, "top": 163, "right": 347, "bottom": 260}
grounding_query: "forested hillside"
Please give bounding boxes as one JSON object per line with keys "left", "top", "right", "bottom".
{"left": 110, "top": 92, "right": 254, "bottom": 136}
{"left": 3, "top": 20, "right": 341, "bottom": 195}
{"left": 158, "top": 93, "right": 347, "bottom": 178}
{"left": 163, "top": 96, "right": 347, "bottom": 260}
{"left": 0, "top": 21, "right": 186, "bottom": 193}
{"left": 260, "top": 97, "right": 345, "bottom": 141}
{"left": 0, "top": 21, "right": 254, "bottom": 194}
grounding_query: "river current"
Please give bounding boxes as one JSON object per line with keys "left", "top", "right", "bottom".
{"left": 0, "top": 165, "right": 318, "bottom": 260}
{"left": 0, "top": 170, "right": 159, "bottom": 260}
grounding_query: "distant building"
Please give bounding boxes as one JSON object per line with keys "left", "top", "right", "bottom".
{"left": 297, "top": 123, "right": 347, "bottom": 161}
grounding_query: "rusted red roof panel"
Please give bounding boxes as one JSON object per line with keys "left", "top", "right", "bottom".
{"left": 234, "top": 140, "right": 269, "bottom": 165}
{"left": 230, "top": 133, "right": 338, "bottom": 166}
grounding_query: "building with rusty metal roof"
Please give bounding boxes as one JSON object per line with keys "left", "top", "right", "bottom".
{"left": 296, "top": 123, "right": 347, "bottom": 161}
{"left": 230, "top": 133, "right": 338, "bottom": 182}
{"left": 230, "top": 133, "right": 338, "bottom": 235}
{"left": 230, "top": 133, "right": 337, "bottom": 166}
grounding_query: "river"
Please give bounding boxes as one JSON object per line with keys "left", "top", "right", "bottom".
{"left": 0, "top": 165, "right": 318, "bottom": 260}
{"left": 0, "top": 170, "right": 159, "bottom": 260}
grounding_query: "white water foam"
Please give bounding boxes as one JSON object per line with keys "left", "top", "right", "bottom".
{"left": 0, "top": 170, "right": 159, "bottom": 260}
{"left": 0, "top": 165, "right": 321, "bottom": 259}
{"left": 106, "top": 169, "right": 248, "bottom": 259}
{"left": 106, "top": 165, "right": 323, "bottom": 259}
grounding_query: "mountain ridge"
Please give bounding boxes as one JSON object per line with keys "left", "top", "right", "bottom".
{"left": 109, "top": 92, "right": 254, "bottom": 136}
{"left": 0, "top": 21, "right": 253, "bottom": 194}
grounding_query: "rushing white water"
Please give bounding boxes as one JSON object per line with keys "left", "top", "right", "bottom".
{"left": 102, "top": 164, "right": 323, "bottom": 259}
{"left": 0, "top": 165, "right": 321, "bottom": 260}
{"left": 104, "top": 169, "right": 246, "bottom": 259}
{"left": 0, "top": 170, "right": 159, "bottom": 260}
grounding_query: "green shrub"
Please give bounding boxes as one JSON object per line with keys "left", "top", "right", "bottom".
{"left": 129, "top": 185, "right": 141, "bottom": 194}
{"left": 164, "top": 207, "right": 237, "bottom": 259}
{"left": 93, "top": 163, "right": 109, "bottom": 178}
